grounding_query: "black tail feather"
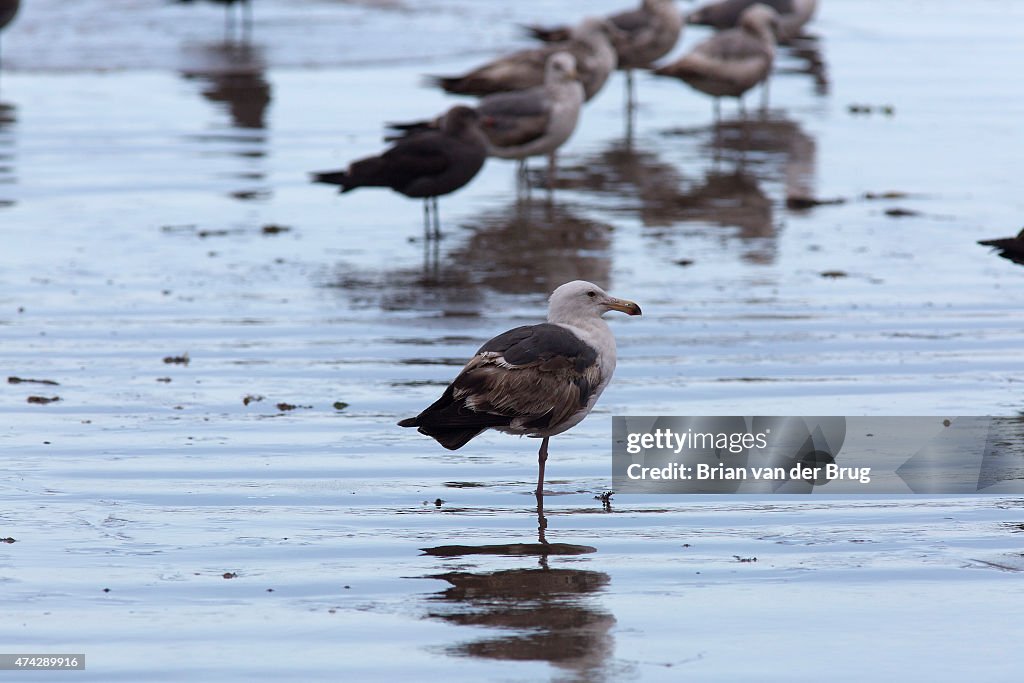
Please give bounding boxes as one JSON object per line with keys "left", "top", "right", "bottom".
{"left": 311, "top": 170, "right": 350, "bottom": 189}
{"left": 399, "top": 385, "right": 511, "bottom": 450}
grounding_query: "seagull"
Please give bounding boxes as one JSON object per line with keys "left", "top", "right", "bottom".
{"left": 525, "top": 0, "right": 683, "bottom": 115}
{"left": 652, "top": 3, "right": 779, "bottom": 118}
{"left": 311, "top": 106, "right": 487, "bottom": 238}
{"left": 687, "top": 0, "right": 817, "bottom": 43}
{"left": 429, "top": 17, "right": 616, "bottom": 103}
{"left": 399, "top": 280, "right": 642, "bottom": 497}
{"left": 391, "top": 52, "right": 585, "bottom": 187}
{"left": 0, "top": 0, "right": 19, "bottom": 74}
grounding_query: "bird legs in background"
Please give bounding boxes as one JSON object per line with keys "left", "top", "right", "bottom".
{"left": 224, "top": 1, "right": 253, "bottom": 43}
{"left": 422, "top": 196, "right": 441, "bottom": 240}
{"left": 624, "top": 69, "right": 637, "bottom": 142}
{"left": 760, "top": 76, "right": 771, "bottom": 111}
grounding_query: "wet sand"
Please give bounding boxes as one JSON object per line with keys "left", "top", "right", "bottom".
{"left": 2, "top": 1, "right": 1024, "bottom": 681}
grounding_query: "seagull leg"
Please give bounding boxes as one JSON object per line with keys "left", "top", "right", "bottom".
{"left": 536, "top": 495, "right": 548, "bottom": 546}
{"left": 546, "top": 152, "right": 557, "bottom": 190}
{"left": 431, "top": 196, "right": 441, "bottom": 239}
{"left": 760, "top": 77, "right": 771, "bottom": 112}
{"left": 624, "top": 69, "right": 636, "bottom": 136}
{"left": 535, "top": 436, "right": 550, "bottom": 497}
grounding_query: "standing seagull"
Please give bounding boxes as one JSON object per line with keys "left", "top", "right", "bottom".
{"left": 526, "top": 0, "right": 683, "bottom": 116}
{"left": 0, "top": 0, "right": 19, "bottom": 76}
{"left": 429, "top": 17, "right": 616, "bottom": 103}
{"left": 652, "top": 4, "right": 779, "bottom": 119}
{"left": 399, "top": 280, "right": 642, "bottom": 496}
{"left": 178, "top": 0, "right": 253, "bottom": 41}
{"left": 688, "top": 0, "right": 817, "bottom": 43}
{"left": 311, "top": 106, "right": 487, "bottom": 238}
{"left": 392, "top": 52, "right": 585, "bottom": 188}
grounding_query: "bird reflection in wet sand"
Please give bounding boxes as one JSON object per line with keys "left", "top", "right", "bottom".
{"left": 181, "top": 41, "right": 270, "bottom": 129}
{"left": 703, "top": 111, "right": 818, "bottom": 203}
{"left": 321, "top": 202, "right": 612, "bottom": 313}
{"left": 449, "top": 201, "right": 614, "bottom": 295}
{"left": 180, "top": 40, "right": 271, "bottom": 200}
{"left": 555, "top": 137, "right": 773, "bottom": 248}
{"left": 0, "top": 100, "right": 14, "bottom": 208}
{"left": 421, "top": 543, "right": 615, "bottom": 682}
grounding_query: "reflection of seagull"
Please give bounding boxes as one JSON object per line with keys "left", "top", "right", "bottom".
{"left": 312, "top": 106, "right": 487, "bottom": 238}
{"left": 399, "top": 281, "right": 641, "bottom": 496}
{"left": 653, "top": 4, "right": 779, "bottom": 117}
{"left": 688, "top": 0, "right": 817, "bottom": 43}
{"left": 526, "top": 0, "right": 683, "bottom": 110}
{"left": 430, "top": 17, "right": 616, "bottom": 103}
{"left": 0, "top": 0, "right": 20, "bottom": 72}
{"left": 180, "top": 41, "right": 270, "bottom": 129}
{"left": 392, "top": 53, "right": 584, "bottom": 185}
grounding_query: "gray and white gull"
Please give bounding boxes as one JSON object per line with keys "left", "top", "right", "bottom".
{"left": 391, "top": 52, "right": 585, "bottom": 185}
{"left": 399, "top": 280, "right": 642, "bottom": 496}
{"left": 653, "top": 3, "right": 779, "bottom": 117}
{"left": 430, "top": 17, "right": 616, "bottom": 103}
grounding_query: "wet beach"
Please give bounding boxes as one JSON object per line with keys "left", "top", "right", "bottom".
{"left": 2, "top": 1, "right": 1024, "bottom": 681}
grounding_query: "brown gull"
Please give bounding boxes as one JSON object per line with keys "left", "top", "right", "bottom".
{"left": 391, "top": 52, "right": 585, "bottom": 186}
{"left": 525, "top": 0, "right": 683, "bottom": 113}
{"left": 430, "top": 17, "right": 616, "bottom": 103}
{"left": 399, "top": 280, "right": 642, "bottom": 496}
{"left": 653, "top": 3, "right": 779, "bottom": 118}
{"left": 311, "top": 106, "right": 487, "bottom": 238}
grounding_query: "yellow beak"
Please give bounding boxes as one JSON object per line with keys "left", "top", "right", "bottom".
{"left": 606, "top": 297, "right": 642, "bottom": 316}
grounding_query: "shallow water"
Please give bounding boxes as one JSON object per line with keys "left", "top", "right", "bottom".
{"left": 2, "top": 0, "right": 1024, "bottom": 681}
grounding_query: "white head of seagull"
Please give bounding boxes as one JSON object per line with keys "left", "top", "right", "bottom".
{"left": 548, "top": 280, "right": 642, "bottom": 327}
{"left": 398, "top": 280, "right": 641, "bottom": 497}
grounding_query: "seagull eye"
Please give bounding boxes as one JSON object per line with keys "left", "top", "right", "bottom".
{"left": 587, "top": 291, "right": 596, "bottom": 298}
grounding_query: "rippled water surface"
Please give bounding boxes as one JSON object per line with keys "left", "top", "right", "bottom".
{"left": 2, "top": 1, "right": 1023, "bottom": 681}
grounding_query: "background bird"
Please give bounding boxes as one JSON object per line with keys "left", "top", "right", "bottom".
{"left": 429, "top": 17, "right": 616, "bottom": 103}
{"left": 653, "top": 3, "right": 779, "bottom": 118}
{"left": 312, "top": 105, "right": 488, "bottom": 238}
{"left": 392, "top": 52, "right": 585, "bottom": 187}
{"left": 525, "top": 0, "right": 683, "bottom": 115}
{"left": 399, "top": 280, "right": 642, "bottom": 496}
{"left": 688, "top": 0, "right": 817, "bottom": 43}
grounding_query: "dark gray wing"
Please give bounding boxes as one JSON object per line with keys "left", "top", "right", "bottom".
{"left": 479, "top": 323, "right": 597, "bottom": 373}
{"left": 398, "top": 323, "right": 602, "bottom": 449}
